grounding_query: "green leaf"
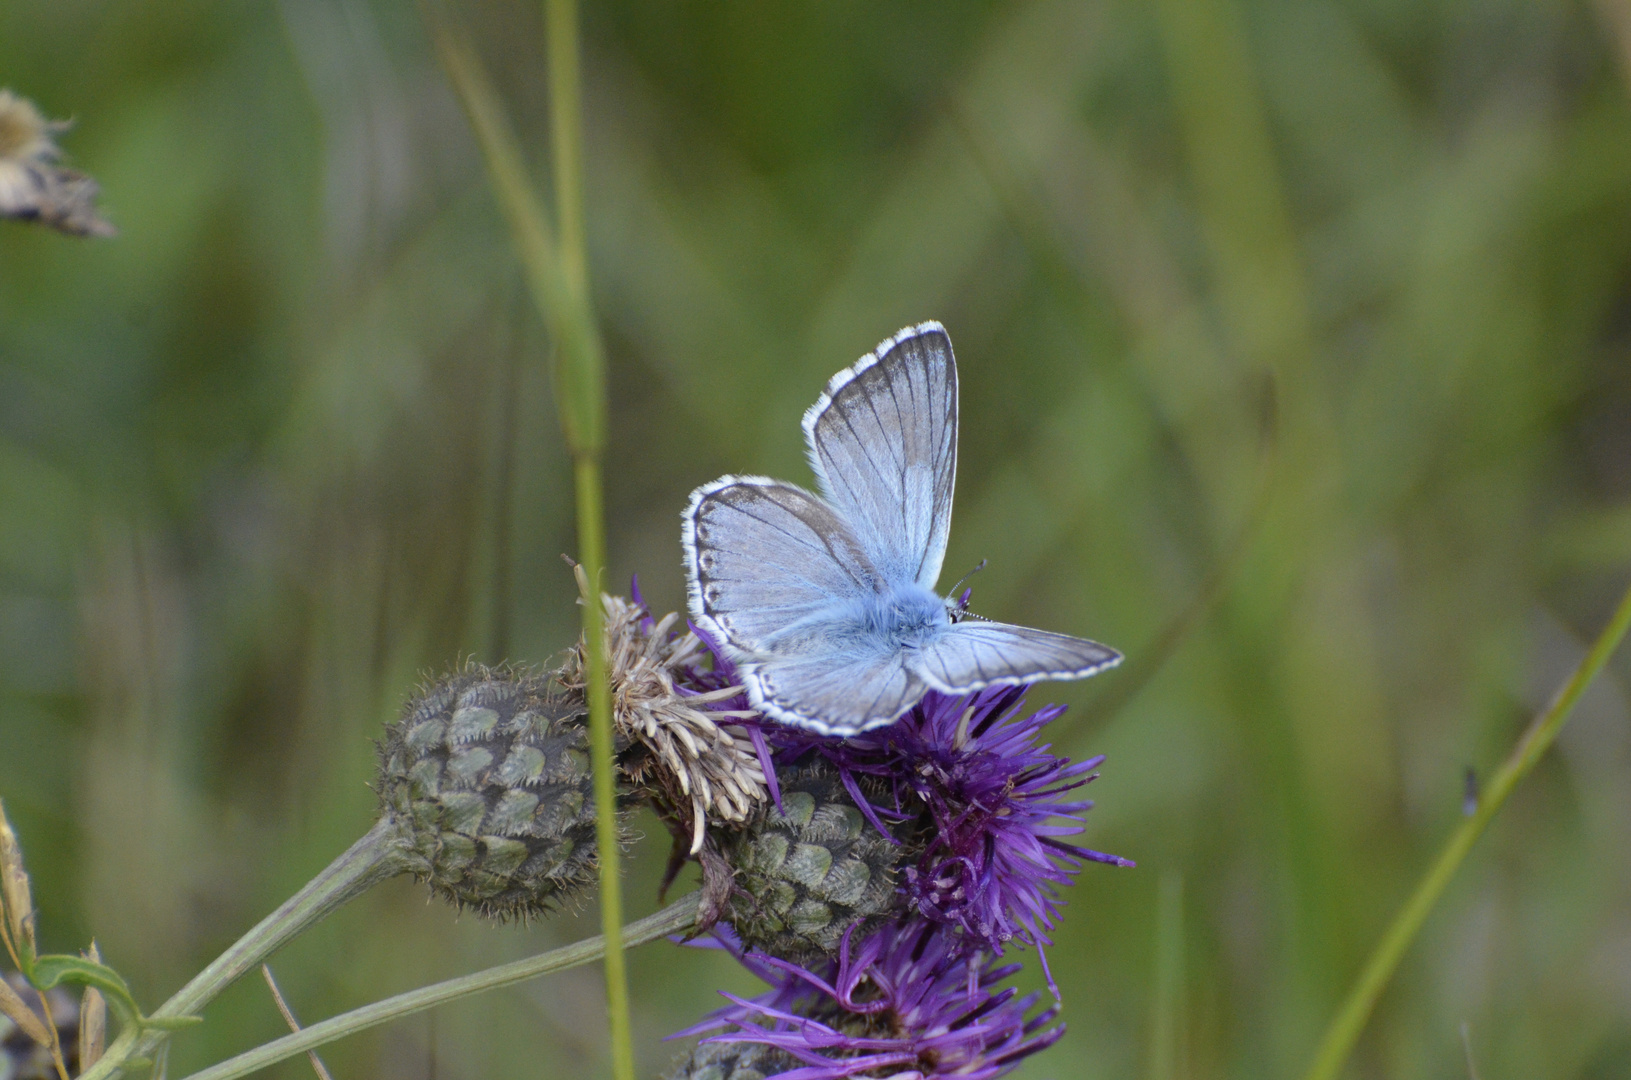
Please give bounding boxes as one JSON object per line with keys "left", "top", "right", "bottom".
{"left": 28, "top": 955, "right": 141, "bottom": 1030}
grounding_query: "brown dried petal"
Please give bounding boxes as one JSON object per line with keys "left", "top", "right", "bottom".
{"left": 0, "top": 973, "right": 53, "bottom": 1048}
{"left": 79, "top": 943, "right": 106, "bottom": 1070}
{"left": 0, "top": 799, "right": 36, "bottom": 962}
{"left": 561, "top": 574, "right": 769, "bottom": 853}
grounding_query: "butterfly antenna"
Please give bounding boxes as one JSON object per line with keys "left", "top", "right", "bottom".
{"left": 947, "top": 559, "right": 988, "bottom": 596}
{"left": 946, "top": 559, "right": 988, "bottom": 620}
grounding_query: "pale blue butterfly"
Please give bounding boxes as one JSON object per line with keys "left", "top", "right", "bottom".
{"left": 682, "top": 322, "right": 1121, "bottom": 736}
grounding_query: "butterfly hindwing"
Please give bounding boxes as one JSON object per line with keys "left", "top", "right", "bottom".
{"left": 909, "top": 620, "right": 1122, "bottom": 694}
{"left": 803, "top": 322, "right": 958, "bottom": 591}
{"left": 747, "top": 647, "right": 929, "bottom": 736}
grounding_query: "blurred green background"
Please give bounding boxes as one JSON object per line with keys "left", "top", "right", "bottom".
{"left": 4, "top": 1, "right": 1631, "bottom": 1077}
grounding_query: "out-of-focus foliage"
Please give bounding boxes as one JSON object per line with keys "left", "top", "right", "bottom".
{"left": 2, "top": 1, "right": 1631, "bottom": 1077}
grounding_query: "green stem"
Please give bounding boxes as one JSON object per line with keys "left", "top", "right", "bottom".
{"left": 547, "top": 0, "right": 587, "bottom": 309}
{"left": 572, "top": 455, "right": 631, "bottom": 1080}
{"left": 1302, "top": 580, "right": 1631, "bottom": 1080}
{"left": 1145, "top": 871, "right": 1186, "bottom": 1080}
{"left": 78, "top": 823, "right": 406, "bottom": 1080}
{"left": 541, "top": 0, "right": 625, "bottom": 1076}
{"left": 171, "top": 893, "right": 700, "bottom": 1080}
{"left": 545, "top": 0, "right": 607, "bottom": 458}
{"left": 431, "top": 6, "right": 625, "bottom": 1075}
{"left": 427, "top": 16, "right": 586, "bottom": 439}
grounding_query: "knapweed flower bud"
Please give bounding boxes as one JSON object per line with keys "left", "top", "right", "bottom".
{"left": 377, "top": 665, "right": 613, "bottom": 920}
{"left": 767, "top": 685, "right": 1132, "bottom": 978}
{"left": 720, "top": 759, "right": 918, "bottom": 964}
{"left": 664, "top": 1038, "right": 792, "bottom": 1080}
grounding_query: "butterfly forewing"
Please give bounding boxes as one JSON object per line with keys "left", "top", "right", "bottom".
{"left": 910, "top": 621, "right": 1123, "bottom": 694}
{"left": 803, "top": 322, "right": 958, "bottom": 592}
{"left": 684, "top": 477, "right": 881, "bottom": 655}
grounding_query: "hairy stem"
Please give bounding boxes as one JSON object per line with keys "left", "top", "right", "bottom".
{"left": 1302, "top": 580, "right": 1631, "bottom": 1080}
{"left": 78, "top": 823, "right": 406, "bottom": 1080}
{"left": 171, "top": 894, "right": 700, "bottom": 1080}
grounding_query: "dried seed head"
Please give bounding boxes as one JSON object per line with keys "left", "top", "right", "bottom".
{"left": 0, "top": 89, "right": 114, "bottom": 237}
{"left": 377, "top": 665, "right": 617, "bottom": 920}
{"left": 561, "top": 566, "right": 768, "bottom": 854}
{"left": 0, "top": 91, "right": 53, "bottom": 162}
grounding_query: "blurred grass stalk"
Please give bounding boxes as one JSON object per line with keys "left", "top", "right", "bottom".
{"left": 1148, "top": 1, "right": 1631, "bottom": 1076}
{"left": 1303, "top": 579, "right": 1631, "bottom": 1080}
{"left": 1145, "top": 872, "right": 1186, "bottom": 1080}
{"left": 428, "top": 6, "right": 632, "bottom": 1079}
{"left": 1152, "top": 0, "right": 1337, "bottom": 1065}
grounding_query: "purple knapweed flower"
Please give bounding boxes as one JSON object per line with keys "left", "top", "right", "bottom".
{"left": 673, "top": 612, "right": 1130, "bottom": 982}
{"left": 771, "top": 684, "right": 1132, "bottom": 971}
{"left": 674, "top": 921, "right": 1064, "bottom": 1080}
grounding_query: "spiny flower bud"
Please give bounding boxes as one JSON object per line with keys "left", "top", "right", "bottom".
{"left": 720, "top": 759, "right": 919, "bottom": 964}
{"left": 376, "top": 665, "right": 615, "bottom": 920}
{"left": 664, "top": 1037, "right": 794, "bottom": 1080}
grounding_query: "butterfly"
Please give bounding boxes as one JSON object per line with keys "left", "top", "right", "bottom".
{"left": 682, "top": 321, "right": 1121, "bottom": 736}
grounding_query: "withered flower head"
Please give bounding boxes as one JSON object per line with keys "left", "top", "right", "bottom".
{"left": 0, "top": 89, "right": 114, "bottom": 238}
{"left": 561, "top": 566, "right": 769, "bottom": 856}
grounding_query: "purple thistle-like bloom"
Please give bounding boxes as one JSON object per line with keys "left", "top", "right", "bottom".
{"left": 677, "top": 921, "right": 1064, "bottom": 1080}
{"left": 673, "top": 620, "right": 1130, "bottom": 969}
{"left": 772, "top": 684, "right": 1133, "bottom": 969}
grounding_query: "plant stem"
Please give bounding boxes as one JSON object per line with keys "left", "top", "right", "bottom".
{"left": 171, "top": 893, "right": 701, "bottom": 1080}
{"left": 572, "top": 453, "right": 632, "bottom": 1078}
{"left": 1302, "top": 580, "right": 1631, "bottom": 1080}
{"left": 77, "top": 823, "right": 406, "bottom": 1080}
{"left": 427, "top": 17, "right": 580, "bottom": 413}
{"left": 1145, "top": 871, "right": 1186, "bottom": 1080}
{"left": 431, "top": 7, "right": 626, "bottom": 1076}
{"left": 547, "top": 0, "right": 587, "bottom": 318}
{"left": 541, "top": 1, "right": 627, "bottom": 1076}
